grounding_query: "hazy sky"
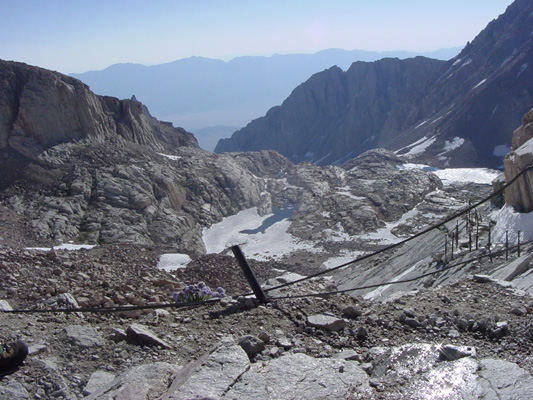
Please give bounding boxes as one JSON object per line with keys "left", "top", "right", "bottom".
{"left": 1, "top": 0, "right": 513, "bottom": 74}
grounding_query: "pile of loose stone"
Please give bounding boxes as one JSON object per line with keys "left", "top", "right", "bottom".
{"left": 0, "top": 244, "right": 532, "bottom": 399}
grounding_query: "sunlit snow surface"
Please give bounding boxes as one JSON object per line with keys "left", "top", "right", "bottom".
{"left": 202, "top": 208, "right": 322, "bottom": 261}
{"left": 399, "top": 164, "right": 500, "bottom": 185}
{"left": 432, "top": 168, "right": 500, "bottom": 185}
{"left": 201, "top": 168, "right": 503, "bottom": 261}
{"left": 27, "top": 244, "right": 96, "bottom": 251}
{"left": 491, "top": 205, "right": 533, "bottom": 242}
{"left": 157, "top": 253, "right": 191, "bottom": 271}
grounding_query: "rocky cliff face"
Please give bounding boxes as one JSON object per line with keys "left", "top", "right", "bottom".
{"left": 384, "top": 0, "right": 533, "bottom": 167}
{"left": 0, "top": 60, "right": 281, "bottom": 251}
{"left": 216, "top": 0, "right": 533, "bottom": 168}
{"left": 215, "top": 57, "right": 444, "bottom": 165}
{"left": 0, "top": 59, "right": 449, "bottom": 253}
{"left": 0, "top": 60, "right": 198, "bottom": 189}
{"left": 504, "top": 108, "right": 533, "bottom": 212}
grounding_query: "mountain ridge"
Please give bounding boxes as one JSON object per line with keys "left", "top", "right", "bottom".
{"left": 70, "top": 47, "right": 460, "bottom": 150}
{"left": 216, "top": 0, "right": 533, "bottom": 168}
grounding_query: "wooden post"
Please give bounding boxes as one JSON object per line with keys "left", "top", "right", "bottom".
{"left": 455, "top": 222, "right": 459, "bottom": 247}
{"left": 518, "top": 230, "right": 521, "bottom": 257}
{"left": 451, "top": 235, "right": 454, "bottom": 260}
{"left": 505, "top": 230, "right": 509, "bottom": 260}
{"left": 231, "top": 245, "right": 268, "bottom": 304}
{"left": 444, "top": 234, "right": 448, "bottom": 263}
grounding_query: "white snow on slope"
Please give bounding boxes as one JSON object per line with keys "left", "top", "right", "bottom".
{"left": 443, "top": 137, "right": 465, "bottom": 152}
{"left": 472, "top": 79, "right": 487, "bottom": 90}
{"left": 402, "top": 136, "right": 437, "bottom": 156}
{"left": 491, "top": 206, "right": 533, "bottom": 243}
{"left": 157, "top": 253, "right": 191, "bottom": 271}
{"left": 199, "top": 167, "right": 505, "bottom": 262}
{"left": 27, "top": 243, "right": 96, "bottom": 251}
{"left": 360, "top": 209, "right": 420, "bottom": 245}
{"left": 433, "top": 168, "right": 500, "bottom": 185}
{"left": 158, "top": 153, "right": 181, "bottom": 160}
{"left": 202, "top": 207, "right": 321, "bottom": 261}
{"left": 517, "top": 63, "right": 528, "bottom": 78}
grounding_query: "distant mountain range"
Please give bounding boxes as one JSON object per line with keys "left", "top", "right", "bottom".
{"left": 216, "top": 0, "right": 533, "bottom": 168}
{"left": 71, "top": 48, "right": 460, "bottom": 150}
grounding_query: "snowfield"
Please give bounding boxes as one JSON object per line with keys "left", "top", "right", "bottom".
{"left": 198, "top": 167, "right": 507, "bottom": 263}
{"left": 202, "top": 207, "right": 322, "bottom": 261}
{"left": 157, "top": 253, "right": 191, "bottom": 271}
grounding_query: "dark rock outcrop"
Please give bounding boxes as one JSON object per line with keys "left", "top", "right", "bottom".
{"left": 216, "top": 57, "right": 443, "bottom": 165}
{"left": 0, "top": 60, "right": 198, "bottom": 189}
{"left": 384, "top": 0, "right": 533, "bottom": 167}
{"left": 216, "top": 0, "right": 533, "bottom": 168}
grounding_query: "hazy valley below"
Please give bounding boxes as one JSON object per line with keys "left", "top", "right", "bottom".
{"left": 1, "top": 1, "right": 533, "bottom": 399}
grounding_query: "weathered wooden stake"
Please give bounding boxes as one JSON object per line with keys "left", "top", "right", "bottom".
{"left": 505, "top": 230, "right": 509, "bottom": 260}
{"left": 518, "top": 230, "right": 521, "bottom": 257}
{"left": 451, "top": 235, "right": 454, "bottom": 260}
{"left": 444, "top": 234, "right": 448, "bottom": 263}
{"left": 231, "top": 245, "right": 268, "bottom": 304}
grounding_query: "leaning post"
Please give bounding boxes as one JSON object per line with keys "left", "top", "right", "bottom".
{"left": 231, "top": 245, "right": 268, "bottom": 304}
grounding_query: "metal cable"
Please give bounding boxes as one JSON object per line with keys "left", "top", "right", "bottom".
{"left": 262, "top": 164, "right": 533, "bottom": 293}
{"left": 267, "top": 239, "right": 533, "bottom": 300}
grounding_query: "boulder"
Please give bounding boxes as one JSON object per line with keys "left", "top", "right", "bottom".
{"left": 126, "top": 323, "right": 171, "bottom": 348}
{"left": 307, "top": 314, "right": 346, "bottom": 331}
{"left": 64, "top": 325, "right": 104, "bottom": 348}
{"left": 86, "top": 362, "right": 180, "bottom": 400}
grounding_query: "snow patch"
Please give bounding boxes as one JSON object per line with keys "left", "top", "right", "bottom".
{"left": 515, "top": 138, "right": 533, "bottom": 156}
{"left": 443, "top": 137, "right": 465, "bottom": 152}
{"left": 402, "top": 136, "right": 437, "bottom": 156}
{"left": 157, "top": 253, "right": 191, "bottom": 271}
{"left": 472, "top": 79, "right": 487, "bottom": 90}
{"left": 158, "top": 153, "right": 181, "bottom": 160}
{"left": 336, "top": 186, "right": 366, "bottom": 201}
{"left": 452, "top": 58, "right": 462, "bottom": 66}
{"left": 396, "top": 163, "right": 437, "bottom": 172}
{"left": 500, "top": 48, "right": 517, "bottom": 68}
{"left": 202, "top": 207, "right": 322, "bottom": 261}
{"left": 491, "top": 206, "right": 533, "bottom": 243}
{"left": 414, "top": 120, "right": 429, "bottom": 129}
{"left": 321, "top": 250, "right": 367, "bottom": 270}
{"left": 359, "top": 209, "right": 420, "bottom": 245}
{"left": 433, "top": 168, "right": 500, "bottom": 185}
{"left": 27, "top": 243, "right": 96, "bottom": 251}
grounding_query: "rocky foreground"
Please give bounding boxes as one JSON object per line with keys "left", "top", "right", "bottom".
{"left": 0, "top": 242, "right": 532, "bottom": 399}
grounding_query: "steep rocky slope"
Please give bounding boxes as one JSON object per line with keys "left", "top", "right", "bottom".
{"left": 70, "top": 48, "right": 460, "bottom": 138}
{"left": 383, "top": 0, "right": 533, "bottom": 167}
{"left": 0, "top": 61, "right": 197, "bottom": 189}
{"left": 216, "top": 57, "right": 444, "bottom": 165}
{"left": 216, "top": 0, "right": 533, "bottom": 168}
{"left": 0, "top": 59, "right": 449, "bottom": 256}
